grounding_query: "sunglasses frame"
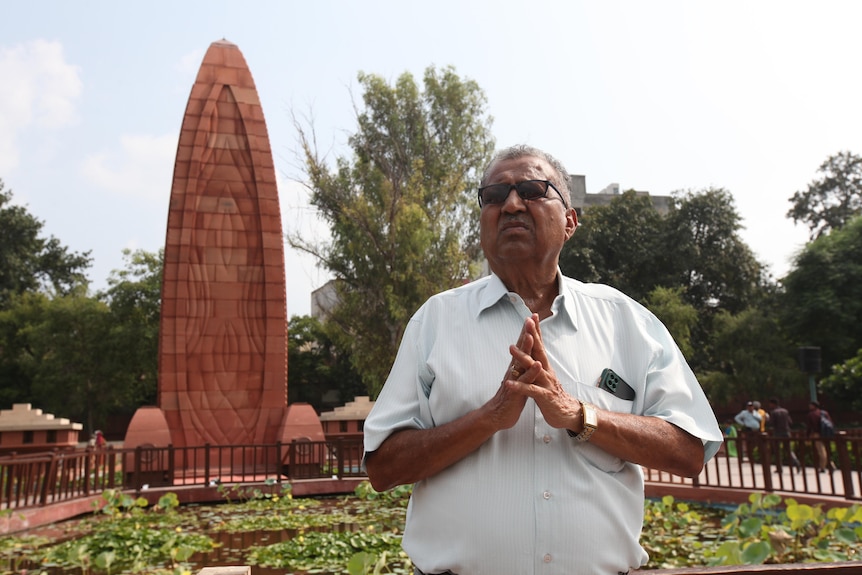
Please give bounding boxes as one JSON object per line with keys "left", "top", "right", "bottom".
{"left": 477, "top": 179, "right": 565, "bottom": 208}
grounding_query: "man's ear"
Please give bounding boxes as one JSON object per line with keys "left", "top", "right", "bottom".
{"left": 564, "top": 208, "right": 578, "bottom": 240}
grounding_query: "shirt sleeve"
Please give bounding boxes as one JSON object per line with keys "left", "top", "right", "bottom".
{"left": 639, "top": 312, "right": 724, "bottom": 462}
{"left": 363, "top": 313, "right": 433, "bottom": 454}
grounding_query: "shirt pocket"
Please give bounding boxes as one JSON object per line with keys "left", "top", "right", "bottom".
{"left": 572, "top": 382, "right": 635, "bottom": 473}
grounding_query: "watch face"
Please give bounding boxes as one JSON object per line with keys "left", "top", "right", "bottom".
{"left": 584, "top": 404, "right": 598, "bottom": 427}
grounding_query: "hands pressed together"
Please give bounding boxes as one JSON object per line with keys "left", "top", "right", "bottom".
{"left": 491, "top": 313, "right": 583, "bottom": 435}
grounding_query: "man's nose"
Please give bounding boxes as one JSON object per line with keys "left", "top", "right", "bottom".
{"left": 500, "top": 187, "right": 526, "bottom": 211}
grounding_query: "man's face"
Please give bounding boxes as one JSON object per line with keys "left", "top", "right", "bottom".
{"left": 479, "top": 155, "right": 577, "bottom": 271}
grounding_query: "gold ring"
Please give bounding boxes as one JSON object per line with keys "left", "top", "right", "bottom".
{"left": 510, "top": 365, "right": 524, "bottom": 379}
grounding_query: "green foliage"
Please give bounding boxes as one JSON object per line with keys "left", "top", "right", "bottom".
{"left": 787, "top": 150, "right": 862, "bottom": 239}
{"left": 0, "top": 288, "right": 117, "bottom": 430}
{"left": 0, "top": 248, "right": 162, "bottom": 431}
{"left": 353, "top": 480, "right": 412, "bottom": 504}
{"left": 96, "top": 248, "right": 163, "bottom": 409}
{"left": 0, "top": 180, "right": 91, "bottom": 308}
{"left": 34, "top": 489, "right": 214, "bottom": 575}
{"left": 641, "top": 286, "right": 698, "bottom": 360}
{"left": 821, "top": 347, "right": 862, "bottom": 411}
{"left": 705, "top": 493, "right": 862, "bottom": 565}
{"left": 8, "top": 486, "right": 862, "bottom": 573}
{"left": 642, "top": 495, "right": 716, "bottom": 568}
{"left": 561, "top": 186, "right": 771, "bottom": 379}
{"left": 698, "top": 307, "right": 804, "bottom": 405}
{"left": 560, "top": 190, "right": 665, "bottom": 301}
{"left": 562, "top": 187, "right": 769, "bottom": 316}
{"left": 0, "top": 532, "right": 51, "bottom": 575}
{"left": 248, "top": 529, "right": 409, "bottom": 574}
{"left": 348, "top": 551, "right": 400, "bottom": 575}
{"left": 780, "top": 215, "right": 862, "bottom": 376}
{"left": 208, "top": 483, "right": 364, "bottom": 532}
{"left": 663, "top": 187, "right": 766, "bottom": 316}
{"left": 288, "top": 314, "right": 365, "bottom": 411}
{"left": 290, "top": 65, "right": 495, "bottom": 397}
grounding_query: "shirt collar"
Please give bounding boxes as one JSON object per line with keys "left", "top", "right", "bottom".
{"left": 476, "top": 270, "right": 579, "bottom": 331}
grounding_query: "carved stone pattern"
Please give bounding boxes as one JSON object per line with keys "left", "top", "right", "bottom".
{"left": 158, "top": 40, "right": 287, "bottom": 448}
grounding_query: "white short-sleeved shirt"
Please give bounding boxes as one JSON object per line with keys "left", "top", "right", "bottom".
{"left": 364, "top": 272, "right": 723, "bottom": 575}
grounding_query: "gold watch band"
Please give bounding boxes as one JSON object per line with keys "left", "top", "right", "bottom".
{"left": 567, "top": 400, "right": 598, "bottom": 442}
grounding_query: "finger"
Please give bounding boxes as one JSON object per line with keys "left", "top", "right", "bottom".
{"left": 505, "top": 369, "right": 546, "bottom": 397}
{"left": 506, "top": 354, "right": 544, "bottom": 389}
{"left": 509, "top": 344, "right": 534, "bottom": 373}
{"left": 526, "top": 316, "right": 550, "bottom": 365}
{"left": 505, "top": 320, "right": 535, "bottom": 381}
{"left": 507, "top": 362, "right": 526, "bottom": 380}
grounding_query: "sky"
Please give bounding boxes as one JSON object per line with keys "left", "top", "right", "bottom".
{"left": 2, "top": 1, "right": 861, "bottom": 318}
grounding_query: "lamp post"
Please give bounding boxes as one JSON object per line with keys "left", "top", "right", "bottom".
{"left": 797, "top": 346, "right": 821, "bottom": 402}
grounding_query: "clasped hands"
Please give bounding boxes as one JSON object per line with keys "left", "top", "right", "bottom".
{"left": 492, "top": 313, "right": 582, "bottom": 433}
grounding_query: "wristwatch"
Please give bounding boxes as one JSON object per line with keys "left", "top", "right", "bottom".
{"left": 567, "top": 400, "right": 598, "bottom": 442}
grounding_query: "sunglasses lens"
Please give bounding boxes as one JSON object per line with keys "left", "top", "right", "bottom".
{"left": 479, "top": 181, "right": 551, "bottom": 205}
{"left": 517, "top": 181, "right": 547, "bottom": 200}
{"left": 480, "top": 184, "right": 510, "bottom": 205}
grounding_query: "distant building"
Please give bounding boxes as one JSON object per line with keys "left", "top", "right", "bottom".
{"left": 0, "top": 404, "right": 82, "bottom": 455}
{"left": 569, "top": 175, "right": 671, "bottom": 217}
{"left": 318, "top": 396, "right": 374, "bottom": 438}
{"left": 311, "top": 280, "right": 339, "bottom": 319}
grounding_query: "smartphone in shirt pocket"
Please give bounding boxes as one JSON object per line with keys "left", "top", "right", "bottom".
{"left": 598, "top": 368, "right": 636, "bottom": 401}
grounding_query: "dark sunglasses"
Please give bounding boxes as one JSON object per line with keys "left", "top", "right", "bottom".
{"left": 477, "top": 180, "right": 565, "bottom": 207}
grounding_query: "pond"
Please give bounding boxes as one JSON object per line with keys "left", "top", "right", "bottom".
{"left": 4, "top": 487, "right": 861, "bottom": 574}
{"left": 4, "top": 483, "right": 412, "bottom": 575}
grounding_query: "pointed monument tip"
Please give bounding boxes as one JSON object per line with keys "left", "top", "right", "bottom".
{"left": 212, "top": 38, "right": 237, "bottom": 47}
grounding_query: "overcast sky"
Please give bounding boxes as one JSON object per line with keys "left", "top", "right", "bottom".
{"left": 3, "top": 1, "right": 861, "bottom": 317}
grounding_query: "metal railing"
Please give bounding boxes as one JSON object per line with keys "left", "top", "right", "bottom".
{"left": 643, "top": 431, "right": 861, "bottom": 501}
{"left": 2, "top": 433, "right": 860, "bottom": 513}
{"left": 0, "top": 438, "right": 366, "bottom": 511}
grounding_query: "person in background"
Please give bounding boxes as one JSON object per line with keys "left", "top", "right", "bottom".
{"left": 94, "top": 430, "right": 106, "bottom": 449}
{"left": 767, "top": 398, "right": 800, "bottom": 473}
{"left": 734, "top": 401, "right": 762, "bottom": 460}
{"left": 753, "top": 400, "right": 769, "bottom": 432}
{"left": 806, "top": 401, "right": 836, "bottom": 472}
{"left": 363, "top": 145, "right": 723, "bottom": 575}
{"left": 723, "top": 419, "right": 738, "bottom": 458}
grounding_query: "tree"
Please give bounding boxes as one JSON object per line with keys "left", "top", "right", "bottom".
{"left": 97, "top": 248, "right": 163, "bottom": 409}
{"left": 0, "top": 288, "right": 116, "bottom": 431}
{"left": 0, "top": 180, "right": 91, "bottom": 307}
{"left": 560, "top": 187, "right": 771, "bottom": 373}
{"left": 787, "top": 151, "right": 862, "bottom": 239}
{"left": 561, "top": 187, "right": 768, "bottom": 318}
{"left": 698, "top": 307, "right": 804, "bottom": 406}
{"left": 289, "top": 66, "right": 495, "bottom": 396}
{"left": 641, "top": 286, "right": 698, "bottom": 360}
{"left": 664, "top": 188, "right": 766, "bottom": 316}
{"left": 0, "top": 249, "right": 162, "bottom": 431}
{"left": 820, "top": 347, "right": 862, "bottom": 412}
{"left": 559, "top": 190, "right": 665, "bottom": 302}
{"left": 0, "top": 291, "right": 48, "bottom": 407}
{"left": 287, "top": 314, "right": 365, "bottom": 412}
{"left": 780, "top": 215, "right": 862, "bottom": 374}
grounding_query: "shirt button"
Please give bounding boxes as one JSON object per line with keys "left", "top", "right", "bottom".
{"left": 543, "top": 434, "right": 551, "bottom": 443}
{"left": 543, "top": 490, "right": 551, "bottom": 500}
{"left": 543, "top": 554, "right": 552, "bottom": 563}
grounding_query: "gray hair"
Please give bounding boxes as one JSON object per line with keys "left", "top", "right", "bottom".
{"left": 480, "top": 144, "right": 571, "bottom": 207}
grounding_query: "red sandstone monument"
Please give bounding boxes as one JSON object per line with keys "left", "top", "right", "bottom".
{"left": 125, "top": 40, "right": 323, "bottom": 459}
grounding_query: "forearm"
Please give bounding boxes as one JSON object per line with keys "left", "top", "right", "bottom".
{"left": 589, "top": 410, "right": 705, "bottom": 477}
{"left": 364, "top": 404, "right": 501, "bottom": 491}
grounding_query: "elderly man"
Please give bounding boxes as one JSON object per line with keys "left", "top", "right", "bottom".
{"left": 363, "top": 145, "right": 722, "bottom": 575}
